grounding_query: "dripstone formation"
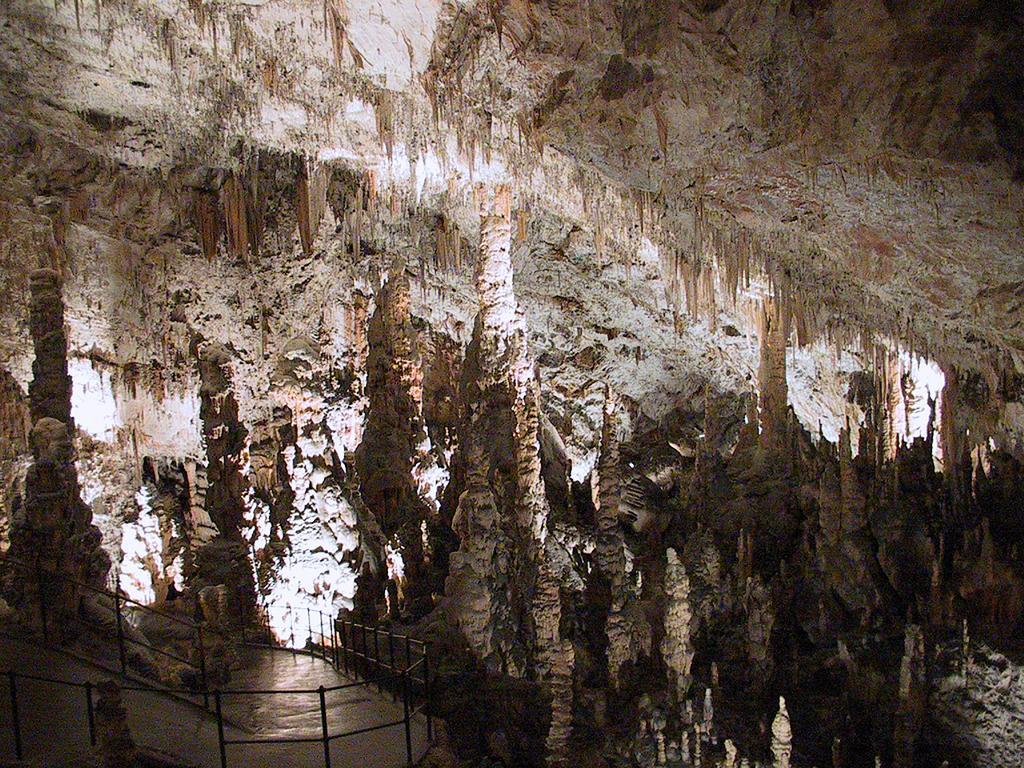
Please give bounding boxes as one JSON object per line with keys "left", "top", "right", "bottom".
{"left": 7, "top": 269, "right": 108, "bottom": 628}
{"left": 1, "top": 1, "right": 1023, "bottom": 767}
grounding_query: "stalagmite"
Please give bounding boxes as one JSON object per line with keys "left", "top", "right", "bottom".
{"left": 9, "top": 269, "right": 108, "bottom": 627}
{"left": 597, "top": 387, "right": 641, "bottom": 685}
{"left": 192, "top": 340, "right": 255, "bottom": 610}
{"left": 95, "top": 680, "right": 137, "bottom": 768}
{"left": 532, "top": 543, "right": 575, "bottom": 766}
{"left": 771, "top": 696, "right": 793, "bottom": 768}
{"left": 662, "top": 547, "right": 694, "bottom": 702}
{"left": 446, "top": 184, "right": 526, "bottom": 675}
{"left": 359, "top": 270, "right": 431, "bottom": 616}
{"left": 894, "top": 623, "right": 926, "bottom": 767}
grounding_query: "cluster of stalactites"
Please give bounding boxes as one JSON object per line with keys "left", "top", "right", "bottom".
{"left": 190, "top": 168, "right": 263, "bottom": 262}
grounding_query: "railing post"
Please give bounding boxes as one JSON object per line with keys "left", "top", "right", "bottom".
{"left": 114, "top": 590, "right": 127, "bottom": 674}
{"left": 307, "top": 608, "right": 313, "bottom": 653}
{"left": 424, "top": 642, "right": 433, "bottom": 742}
{"left": 402, "top": 668, "right": 413, "bottom": 766}
{"left": 197, "top": 626, "right": 210, "bottom": 709}
{"left": 35, "top": 562, "right": 49, "bottom": 641}
{"left": 387, "top": 629, "right": 398, "bottom": 701}
{"left": 8, "top": 671, "right": 22, "bottom": 760}
{"left": 318, "top": 685, "right": 332, "bottom": 768}
{"left": 85, "top": 680, "right": 96, "bottom": 746}
{"left": 404, "top": 635, "right": 412, "bottom": 674}
{"left": 373, "top": 627, "right": 382, "bottom": 692}
{"left": 360, "top": 624, "right": 368, "bottom": 679}
{"left": 332, "top": 618, "right": 340, "bottom": 670}
{"left": 214, "top": 690, "right": 228, "bottom": 768}
{"left": 339, "top": 621, "right": 348, "bottom": 673}
{"left": 319, "top": 611, "right": 327, "bottom": 662}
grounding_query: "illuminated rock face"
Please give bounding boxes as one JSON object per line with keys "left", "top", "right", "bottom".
{"left": 1, "top": 3, "right": 1024, "bottom": 766}
{"left": 446, "top": 185, "right": 528, "bottom": 675}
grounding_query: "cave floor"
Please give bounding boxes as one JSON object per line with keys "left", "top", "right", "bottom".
{"left": 0, "top": 635, "right": 429, "bottom": 767}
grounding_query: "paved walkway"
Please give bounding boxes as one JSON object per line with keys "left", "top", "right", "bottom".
{"left": 0, "top": 635, "right": 429, "bottom": 767}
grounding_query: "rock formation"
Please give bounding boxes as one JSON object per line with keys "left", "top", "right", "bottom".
{"left": 662, "top": 547, "right": 694, "bottom": 703}
{"left": 771, "top": 697, "right": 793, "bottom": 768}
{"left": 8, "top": 269, "right": 108, "bottom": 628}
{"left": 94, "top": 680, "right": 137, "bottom": 768}
{"left": 1, "top": 2, "right": 1024, "bottom": 766}
{"left": 358, "top": 269, "right": 431, "bottom": 617}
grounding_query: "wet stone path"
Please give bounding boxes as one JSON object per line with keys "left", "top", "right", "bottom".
{"left": 0, "top": 634, "right": 429, "bottom": 768}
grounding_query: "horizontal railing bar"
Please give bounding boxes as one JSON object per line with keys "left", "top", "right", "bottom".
{"left": 336, "top": 622, "right": 427, "bottom": 647}
{"left": 217, "top": 687, "right": 323, "bottom": 696}
{"left": 223, "top": 735, "right": 324, "bottom": 746}
{"left": 0, "top": 555, "right": 232, "bottom": 638}
{"left": 7, "top": 670, "right": 87, "bottom": 687}
{"left": 7, "top": 669, "right": 202, "bottom": 697}
{"left": 326, "top": 718, "right": 406, "bottom": 740}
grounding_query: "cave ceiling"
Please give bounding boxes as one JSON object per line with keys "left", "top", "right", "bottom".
{"left": 1, "top": 0, "right": 1022, "bottom": 459}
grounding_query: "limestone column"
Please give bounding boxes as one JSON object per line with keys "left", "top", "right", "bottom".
{"left": 10, "top": 269, "right": 108, "bottom": 627}
{"left": 446, "top": 184, "right": 530, "bottom": 675}
{"left": 358, "top": 270, "right": 430, "bottom": 617}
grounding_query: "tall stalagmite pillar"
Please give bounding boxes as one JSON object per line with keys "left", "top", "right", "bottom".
{"left": 358, "top": 268, "right": 432, "bottom": 617}
{"left": 447, "top": 184, "right": 556, "bottom": 679}
{"left": 192, "top": 339, "right": 255, "bottom": 614}
{"left": 447, "top": 184, "right": 520, "bottom": 674}
{"left": 10, "top": 269, "right": 108, "bottom": 628}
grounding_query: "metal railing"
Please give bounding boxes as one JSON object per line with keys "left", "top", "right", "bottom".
{"left": 336, "top": 618, "right": 433, "bottom": 742}
{"left": 1, "top": 556, "right": 435, "bottom": 767}
{"left": 0, "top": 555, "right": 219, "bottom": 706}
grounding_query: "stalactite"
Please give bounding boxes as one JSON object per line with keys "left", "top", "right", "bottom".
{"left": 375, "top": 91, "right": 395, "bottom": 160}
{"left": 191, "top": 188, "right": 221, "bottom": 261}
{"left": 433, "top": 213, "right": 465, "bottom": 272}
{"left": 323, "top": 0, "right": 348, "bottom": 68}
{"left": 221, "top": 171, "right": 261, "bottom": 262}
{"left": 296, "top": 160, "right": 326, "bottom": 257}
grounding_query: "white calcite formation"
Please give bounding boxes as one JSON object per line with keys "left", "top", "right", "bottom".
{"left": 447, "top": 184, "right": 528, "bottom": 674}
{"left": 118, "top": 485, "right": 176, "bottom": 604}
{"left": 259, "top": 408, "right": 361, "bottom": 642}
{"left": 771, "top": 696, "right": 793, "bottom": 768}
{"left": 1, "top": 3, "right": 1024, "bottom": 767}
{"left": 662, "top": 547, "right": 695, "bottom": 703}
